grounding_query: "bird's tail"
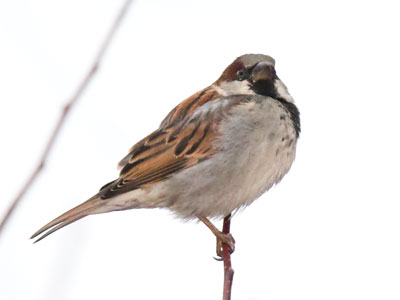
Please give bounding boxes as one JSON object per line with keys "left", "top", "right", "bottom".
{"left": 31, "top": 196, "right": 104, "bottom": 243}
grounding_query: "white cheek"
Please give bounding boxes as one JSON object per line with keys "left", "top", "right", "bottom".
{"left": 212, "top": 81, "right": 255, "bottom": 96}
{"left": 275, "top": 80, "right": 294, "bottom": 103}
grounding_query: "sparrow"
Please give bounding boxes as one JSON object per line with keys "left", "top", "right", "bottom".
{"left": 31, "top": 54, "right": 300, "bottom": 256}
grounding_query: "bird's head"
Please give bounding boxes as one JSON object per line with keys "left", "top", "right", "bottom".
{"left": 213, "top": 54, "right": 293, "bottom": 103}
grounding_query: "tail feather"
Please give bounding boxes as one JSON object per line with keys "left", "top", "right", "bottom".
{"left": 31, "top": 197, "right": 103, "bottom": 243}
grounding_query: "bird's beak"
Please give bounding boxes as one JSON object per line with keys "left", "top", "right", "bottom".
{"left": 250, "top": 61, "right": 276, "bottom": 83}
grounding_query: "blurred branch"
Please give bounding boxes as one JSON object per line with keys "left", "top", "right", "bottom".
{"left": 222, "top": 214, "right": 234, "bottom": 300}
{"left": 0, "top": 0, "right": 134, "bottom": 237}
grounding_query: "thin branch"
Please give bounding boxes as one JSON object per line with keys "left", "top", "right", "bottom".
{"left": 222, "top": 214, "right": 234, "bottom": 300}
{"left": 0, "top": 0, "right": 134, "bottom": 237}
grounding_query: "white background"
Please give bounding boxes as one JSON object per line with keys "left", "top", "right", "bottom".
{"left": 1, "top": 0, "right": 400, "bottom": 299}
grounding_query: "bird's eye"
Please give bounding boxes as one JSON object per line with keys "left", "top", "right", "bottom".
{"left": 236, "top": 69, "right": 247, "bottom": 81}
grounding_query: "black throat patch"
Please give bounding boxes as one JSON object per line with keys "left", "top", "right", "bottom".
{"left": 251, "top": 79, "right": 301, "bottom": 138}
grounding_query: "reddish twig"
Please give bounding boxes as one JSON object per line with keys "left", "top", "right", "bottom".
{"left": 222, "top": 214, "right": 234, "bottom": 300}
{"left": 0, "top": 0, "right": 133, "bottom": 237}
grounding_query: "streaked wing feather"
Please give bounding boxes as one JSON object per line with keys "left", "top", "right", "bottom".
{"left": 104, "top": 90, "right": 247, "bottom": 200}
{"left": 117, "top": 87, "right": 219, "bottom": 170}
{"left": 159, "top": 87, "right": 218, "bottom": 128}
{"left": 102, "top": 118, "right": 218, "bottom": 199}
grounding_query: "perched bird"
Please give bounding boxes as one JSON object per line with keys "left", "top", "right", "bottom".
{"left": 31, "top": 54, "right": 300, "bottom": 256}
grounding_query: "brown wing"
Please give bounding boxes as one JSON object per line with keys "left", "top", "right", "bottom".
{"left": 99, "top": 88, "right": 225, "bottom": 200}
{"left": 159, "top": 87, "right": 220, "bottom": 128}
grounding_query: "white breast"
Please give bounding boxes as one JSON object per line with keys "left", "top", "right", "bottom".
{"left": 147, "top": 97, "right": 298, "bottom": 219}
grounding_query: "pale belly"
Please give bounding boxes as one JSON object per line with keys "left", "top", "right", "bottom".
{"left": 146, "top": 98, "right": 298, "bottom": 219}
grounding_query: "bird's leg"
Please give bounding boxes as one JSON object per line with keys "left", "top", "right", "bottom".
{"left": 198, "top": 215, "right": 235, "bottom": 257}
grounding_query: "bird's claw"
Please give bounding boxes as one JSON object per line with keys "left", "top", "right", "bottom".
{"left": 216, "top": 232, "right": 235, "bottom": 258}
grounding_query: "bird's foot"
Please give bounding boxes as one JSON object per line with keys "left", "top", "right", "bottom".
{"left": 215, "top": 232, "right": 235, "bottom": 258}
{"left": 198, "top": 215, "right": 235, "bottom": 259}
